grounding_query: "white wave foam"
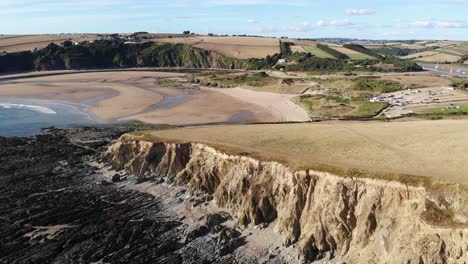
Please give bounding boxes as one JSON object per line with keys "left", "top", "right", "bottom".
{"left": 0, "top": 103, "right": 56, "bottom": 114}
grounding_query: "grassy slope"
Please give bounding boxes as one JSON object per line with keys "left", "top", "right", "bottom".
{"left": 303, "top": 45, "right": 375, "bottom": 60}
{"left": 416, "top": 105, "right": 468, "bottom": 117}
{"left": 191, "top": 72, "right": 310, "bottom": 94}
{"left": 293, "top": 95, "right": 387, "bottom": 118}
{"left": 302, "top": 46, "right": 335, "bottom": 59}
{"left": 456, "top": 43, "right": 468, "bottom": 51}
{"left": 347, "top": 53, "right": 375, "bottom": 60}
{"left": 437, "top": 49, "right": 464, "bottom": 56}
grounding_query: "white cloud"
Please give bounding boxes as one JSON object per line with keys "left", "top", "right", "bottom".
{"left": 409, "top": 19, "right": 468, "bottom": 28}
{"left": 411, "top": 21, "right": 433, "bottom": 28}
{"left": 436, "top": 20, "right": 467, "bottom": 28}
{"left": 206, "top": 0, "right": 308, "bottom": 6}
{"left": 345, "top": 9, "right": 375, "bottom": 16}
{"left": 258, "top": 21, "right": 312, "bottom": 33}
{"left": 316, "top": 19, "right": 354, "bottom": 27}
{"left": 247, "top": 19, "right": 257, "bottom": 24}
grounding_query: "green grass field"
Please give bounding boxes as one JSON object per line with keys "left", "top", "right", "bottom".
{"left": 437, "top": 49, "right": 464, "bottom": 56}
{"left": 456, "top": 43, "right": 468, "bottom": 51}
{"left": 192, "top": 71, "right": 276, "bottom": 88}
{"left": 191, "top": 71, "right": 312, "bottom": 94}
{"left": 428, "top": 105, "right": 468, "bottom": 115}
{"left": 302, "top": 45, "right": 335, "bottom": 59}
{"left": 347, "top": 53, "right": 375, "bottom": 60}
{"left": 293, "top": 95, "right": 387, "bottom": 118}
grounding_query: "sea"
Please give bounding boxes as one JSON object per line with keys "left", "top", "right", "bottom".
{"left": 0, "top": 98, "right": 98, "bottom": 137}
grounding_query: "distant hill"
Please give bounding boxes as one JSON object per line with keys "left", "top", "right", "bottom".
{"left": 0, "top": 34, "right": 424, "bottom": 73}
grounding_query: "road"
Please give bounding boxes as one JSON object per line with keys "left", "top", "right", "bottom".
{"left": 419, "top": 63, "right": 468, "bottom": 78}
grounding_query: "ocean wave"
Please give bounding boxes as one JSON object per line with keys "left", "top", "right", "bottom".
{"left": 0, "top": 103, "right": 57, "bottom": 114}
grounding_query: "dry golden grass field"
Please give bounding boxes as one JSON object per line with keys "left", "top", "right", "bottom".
{"left": 332, "top": 46, "right": 374, "bottom": 60}
{"left": 154, "top": 36, "right": 280, "bottom": 59}
{"left": 402, "top": 51, "right": 440, "bottom": 59}
{"left": 290, "top": 46, "right": 306, "bottom": 53}
{"left": 379, "top": 73, "right": 451, "bottom": 88}
{"left": 147, "top": 120, "right": 468, "bottom": 185}
{"left": 0, "top": 34, "right": 98, "bottom": 52}
{"left": 417, "top": 53, "right": 461, "bottom": 63}
{"left": 403, "top": 51, "right": 461, "bottom": 62}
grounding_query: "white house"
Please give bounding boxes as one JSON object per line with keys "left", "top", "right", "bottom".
{"left": 0, "top": 52, "right": 7, "bottom": 57}
{"left": 277, "top": 59, "right": 286, "bottom": 64}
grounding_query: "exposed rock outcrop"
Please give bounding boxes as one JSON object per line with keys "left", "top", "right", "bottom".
{"left": 106, "top": 136, "right": 468, "bottom": 263}
{"left": 0, "top": 127, "right": 265, "bottom": 263}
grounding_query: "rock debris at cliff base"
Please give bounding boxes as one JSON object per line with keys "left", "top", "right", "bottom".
{"left": 106, "top": 137, "right": 468, "bottom": 264}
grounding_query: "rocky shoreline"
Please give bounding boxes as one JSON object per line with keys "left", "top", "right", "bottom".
{"left": 2, "top": 126, "right": 466, "bottom": 264}
{"left": 0, "top": 127, "right": 295, "bottom": 264}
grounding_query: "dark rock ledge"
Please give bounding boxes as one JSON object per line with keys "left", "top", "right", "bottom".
{"left": 0, "top": 127, "right": 288, "bottom": 264}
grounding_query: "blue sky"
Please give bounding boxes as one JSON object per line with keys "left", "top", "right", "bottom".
{"left": 1, "top": 0, "right": 467, "bottom": 40}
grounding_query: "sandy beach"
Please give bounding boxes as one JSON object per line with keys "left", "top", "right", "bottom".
{"left": 212, "top": 87, "right": 310, "bottom": 122}
{"left": 0, "top": 71, "right": 282, "bottom": 125}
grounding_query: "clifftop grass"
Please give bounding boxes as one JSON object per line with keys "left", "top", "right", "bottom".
{"left": 122, "top": 121, "right": 468, "bottom": 198}
{"left": 125, "top": 128, "right": 468, "bottom": 203}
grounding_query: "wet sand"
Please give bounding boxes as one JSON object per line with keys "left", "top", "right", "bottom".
{"left": 0, "top": 71, "right": 279, "bottom": 125}
{"left": 122, "top": 87, "right": 277, "bottom": 125}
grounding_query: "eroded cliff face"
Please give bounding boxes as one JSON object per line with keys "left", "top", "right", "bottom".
{"left": 105, "top": 136, "right": 468, "bottom": 263}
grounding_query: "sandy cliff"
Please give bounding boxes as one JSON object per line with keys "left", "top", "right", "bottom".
{"left": 105, "top": 136, "right": 468, "bottom": 263}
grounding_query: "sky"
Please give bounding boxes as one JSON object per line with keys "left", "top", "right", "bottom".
{"left": 0, "top": 0, "right": 467, "bottom": 40}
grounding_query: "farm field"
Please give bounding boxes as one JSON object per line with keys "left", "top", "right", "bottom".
{"left": 154, "top": 36, "right": 280, "bottom": 59}
{"left": 417, "top": 53, "right": 461, "bottom": 63}
{"left": 301, "top": 45, "right": 335, "bottom": 58}
{"left": 0, "top": 34, "right": 98, "bottom": 52}
{"left": 146, "top": 120, "right": 468, "bottom": 185}
{"left": 290, "top": 46, "right": 306, "bottom": 53}
{"left": 402, "top": 51, "right": 439, "bottom": 59}
{"left": 456, "top": 43, "right": 468, "bottom": 51}
{"left": 331, "top": 47, "right": 374, "bottom": 60}
{"left": 447, "top": 47, "right": 468, "bottom": 55}
{"left": 403, "top": 50, "right": 461, "bottom": 62}
{"left": 437, "top": 49, "right": 464, "bottom": 56}
{"left": 378, "top": 73, "right": 451, "bottom": 88}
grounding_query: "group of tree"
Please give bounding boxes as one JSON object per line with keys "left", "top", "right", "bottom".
{"left": 279, "top": 41, "right": 294, "bottom": 57}
{"left": 451, "top": 78, "right": 468, "bottom": 89}
{"left": 343, "top": 44, "right": 384, "bottom": 59}
{"left": 457, "top": 55, "right": 468, "bottom": 64}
